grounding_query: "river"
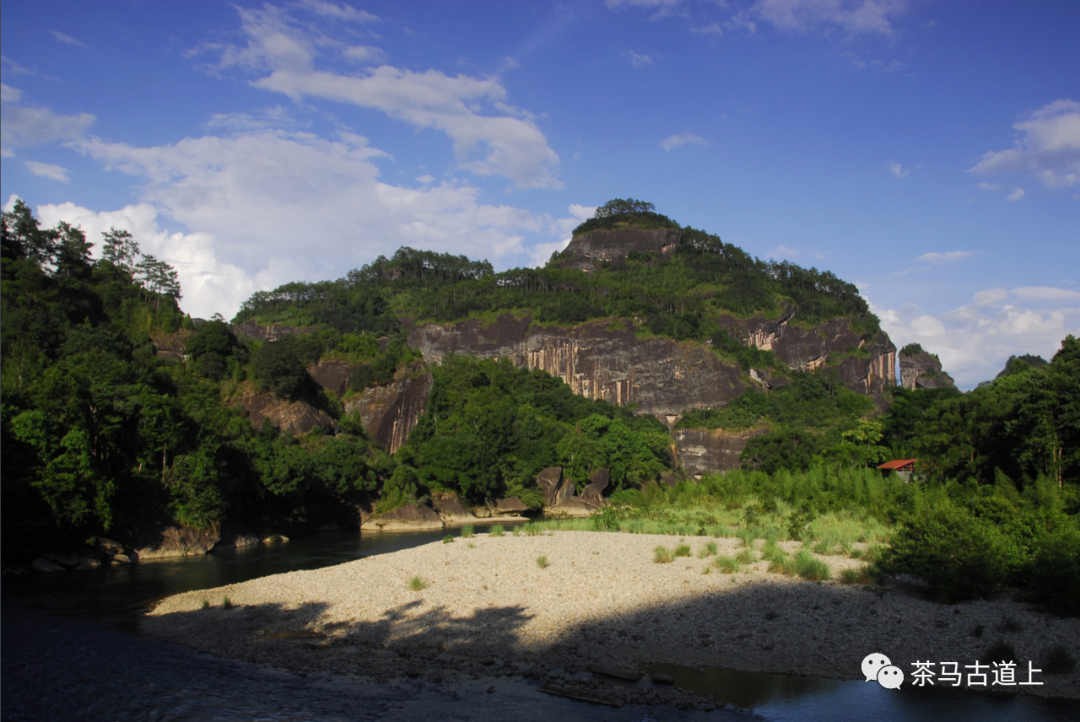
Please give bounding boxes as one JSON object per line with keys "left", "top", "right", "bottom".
{"left": 3, "top": 527, "right": 1079, "bottom": 721}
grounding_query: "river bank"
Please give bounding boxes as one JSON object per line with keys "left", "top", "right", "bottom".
{"left": 143, "top": 531, "right": 1080, "bottom": 704}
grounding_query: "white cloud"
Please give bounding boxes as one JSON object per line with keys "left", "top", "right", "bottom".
{"left": 869, "top": 287, "right": 1080, "bottom": 388}
{"left": 294, "top": 0, "right": 380, "bottom": 23}
{"left": 969, "top": 99, "right": 1080, "bottom": 188}
{"left": 1011, "top": 286, "right": 1080, "bottom": 303}
{"left": 69, "top": 130, "right": 581, "bottom": 318}
{"left": 767, "top": 244, "right": 799, "bottom": 259}
{"left": 916, "top": 250, "right": 971, "bottom": 265}
{"left": 35, "top": 201, "right": 259, "bottom": 321}
{"left": 886, "top": 161, "right": 908, "bottom": 178}
{"left": 206, "top": 4, "right": 560, "bottom": 188}
{"left": 606, "top": 0, "right": 683, "bottom": 8}
{"left": 977, "top": 182, "right": 1002, "bottom": 191}
{"left": 1007, "top": 187, "right": 1025, "bottom": 201}
{"left": 692, "top": 23, "right": 725, "bottom": 36}
{"left": 625, "top": 50, "right": 654, "bottom": 67}
{"left": 0, "top": 84, "right": 95, "bottom": 154}
{"left": 51, "top": 31, "right": 91, "bottom": 49}
{"left": 749, "top": 0, "right": 908, "bottom": 37}
{"left": 342, "top": 45, "right": 385, "bottom": 63}
{"left": 661, "top": 131, "right": 708, "bottom": 151}
{"left": 25, "top": 161, "right": 71, "bottom": 183}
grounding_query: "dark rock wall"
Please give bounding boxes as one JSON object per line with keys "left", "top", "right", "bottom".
{"left": 409, "top": 314, "right": 745, "bottom": 420}
{"left": 560, "top": 228, "right": 682, "bottom": 272}
{"left": 344, "top": 367, "right": 434, "bottom": 454}
{"left": 310, "top": 361, "right": 353, "bottom": 397}
{"left": 673, "top": 427, "right": 768, "bottom": 476}
{"left": 236, "top": 392, "right": 337, "bottom": 436}
{"left": 721, "top": 314, "right": 896, "bottom": 407}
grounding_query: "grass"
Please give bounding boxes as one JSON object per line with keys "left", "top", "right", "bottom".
{"left": 489, "top": 525, "right": 504, "bottom": 537}
{"left": 673, "top": 543, "right": 692, "bottom": 558}
{"left": 461, "top": 525, "right": 475, "bottom": 539}
{"left": 735, "top": 549, "right": 756, "bottom": 565}
{"left": 201, "top": 598, "right": 211, "bottom": 610}
{"left": 408, "top": 576, "right": 428, "bottom": 591}
{"left": 698, "top": 541, "right": 718, "bottom": 558}
{"left": 536, "top": 555, "right": 549, "bottom": 569}
{"left": 654, "top": 546, "right": 673, "bottom": 564}
{"left": 1043, "top": 645, "right": 1077, "bottom": 674}
{"left": 737, "top": 527, "right": 756, "bottom": 549}
{"left": 792, "top": 550, "right": 830, "bottom": 581}
{"left": 442, "top": 535, "right": 454, "bottom": 544}
{"left": 222, "top": 596, "right": 233, "bottom": 609}
{"left": 714, "top": 555, "right": 742, "bottom": 574}
{"left": 467, "top": 542, "right": 475, "bottom": 548}
{"left": 840, "top": 566, "right": 876, "bottom": 585}
{"left": 522, "top": 523, "right": 542, "bottom": 536}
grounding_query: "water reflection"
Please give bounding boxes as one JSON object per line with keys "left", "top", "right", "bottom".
{"left": 645, "top": 663, "right": 1080, "bottom": 722}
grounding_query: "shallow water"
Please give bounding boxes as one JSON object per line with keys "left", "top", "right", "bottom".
{"left": 1, "top": 524, "right": 516, "bottom": 617}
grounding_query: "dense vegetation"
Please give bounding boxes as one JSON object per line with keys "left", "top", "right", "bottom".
{"left": 4, "top": 200, "right": 1078, "bottom": 619}
{"left": 233, "top": 203, "right": 879, "bottom": 354}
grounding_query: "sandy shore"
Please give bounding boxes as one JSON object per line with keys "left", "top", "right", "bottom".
{"left": 143, "top": 531, "right": 1080, "bottom": 705}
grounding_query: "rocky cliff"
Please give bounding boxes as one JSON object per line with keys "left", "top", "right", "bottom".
{"left": 235, "top": 391, "right": 338, "bottom": 436}
{"left": 409, "top": 313, "right": 745, "bottom": 421}
{"left": 343, "top": 365, "right": 434, "bottom": 454}
{"left": 559, "top": 228, "right": 681, "bottom": 272}
{"left": 721, "top": 313, "right": 896, "bottom": 408}
{"left": 900, "top": 349, "right": 956, "bottom": 390}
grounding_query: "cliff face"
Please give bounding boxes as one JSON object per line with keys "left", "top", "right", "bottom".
{"left": 560, "top": 228, "right": 682, "bottom": 272}
{"left": 721, "top": 313, "right": 896, "bottom": 408}
{"left": 409, "top": 314, "right": 745, "bottom": 421}
{"left": 233, "top": 320, "right": 318, "bottom": 342}
{"left": 673, "top": 427, "right": 768, "bottom": 477}
{"left": 343, "top": 365, "right": 434, "bottom": 454}
{"left": 900, "top": 351, "right": 956, "bottom": 390}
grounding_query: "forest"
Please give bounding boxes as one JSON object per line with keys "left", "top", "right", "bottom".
{"left": 2, "top": 199, "right": 1077, "bottom": 615}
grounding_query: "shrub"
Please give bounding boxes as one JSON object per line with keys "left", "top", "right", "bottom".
{"left": 673, "top": 543, "right": 692, "bottom": 558}
{"left": 408, "top": 576, "right": 427, "bottom": 591}
{"left": 536, "top": 555, "right": 549, "bottom": 569}
{"left": 201, "top": 598, "right": 211, "bottom": 610}
{"left": 654, "top": 546, "right": 673, "bottom": 564}
{"left": 880, "top": 499, "right": 1014, "bottom": 602}
{"left": 442, "top": 535, "right": 454, "bottom": 544}
{"left": 1023, "top": 523, "right": 1080, "bottom": 617}
{"left": 461, "top": 524, "right": 474, "bottom": 539}
{"left": 1043, "top": 645, "right": 1077, "bottom": 674}
{"left": 715, "top": 555, "right": 742, "bottom": 573}
{"left": 489, "top": 525, "right": 504, "bottom": 537}
{"left": 252, "top": 341, "right": 310, "bottom": 400}
{"left": 222, "top": 596, "right": 233, "bottom": 609}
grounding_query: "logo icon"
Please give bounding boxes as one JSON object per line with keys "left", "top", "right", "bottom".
{"left": 862, "top": 652, "right": 904, "bottom": 689}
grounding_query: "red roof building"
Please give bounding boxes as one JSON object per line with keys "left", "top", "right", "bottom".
{"left": 878, "top": 459, "right": 918, "bottom": 481}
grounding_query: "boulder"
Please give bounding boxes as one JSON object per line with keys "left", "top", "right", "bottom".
{"left": 553, "top": 478, "right": 576, "bottom": 506}
{"left": 493, "top": 497, "right": 528, "bottom": 515}
{"left": 363, "top": 503, "right": 445, "bottom": 532}
{"left": 262, "top": 534, "right": 290, "bottom": 543}
{"left": 660, "top": 471, "right": 681, "bottom": 487}
{"left": 32, "top": 558, "right": 67, "bottom": 573}
{"left": 43, "top": 552, "right": 79, "bottom": 568}
{"left": 111, "top": 554, "right": 132, "bottom": 565}
{"left": 133, "top": 526, "right": 220, "bottom": 561}
{"left": 432, "top": 491, "right": 475, "bottom": 521}
{"left": 89, "top": 537, "right": 125, "bottom": 556}
{"left": 236, "top": 391, "right": 337, "bottom": 437}
{"left": 536, "top": 467, "right": 564, "bottom": 507}
{"left": 580, "top": 468, "right": 610, "bottom": 507}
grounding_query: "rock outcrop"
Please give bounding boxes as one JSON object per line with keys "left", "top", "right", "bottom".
{"left": 431, "top": 491, "right": 475, "bottom": 522}
{"left": 560, "top": 228, "right": 682, "bottom": 272}
{"left": 149, "top": 330, "right": 194, "bottom": 362}
{"left": 309, "top": 361, "right": 354, "bottom": 397}
{"left": 719, "top": 313, "right": 896, "bottom": 408}
{"left": 410, "top": 314, "right": 744, "bottom": 420}
{"left": 236, "top": 391, "right": 337, "bottom": 436}
{"left": 233, "top": 320, "right": 318, "bottom": 342}
{"left": 535, "top": 467, "right": 610, "bottom": 517}
{"left": 344, "top": 365, "right": 434, "bottom": 454}
{"left": 673, "top": 427, "right": 768, "bottom": 477}
{"left": 362, "top": 503, "right": 444, "bottom": 532}
{"left": 900, "top": 349, "right": 956, "bottom": 390}
{"left": 133, "top": 526, "right": 221, "bottom": 561}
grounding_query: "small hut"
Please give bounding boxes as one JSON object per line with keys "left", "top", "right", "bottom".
{"left": 877, "top": 459, "right": 917, "bottom": 482}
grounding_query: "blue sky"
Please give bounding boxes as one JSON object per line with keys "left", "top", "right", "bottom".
{"left": 2, "top": 0, "right": 1078, "bottom": 387}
